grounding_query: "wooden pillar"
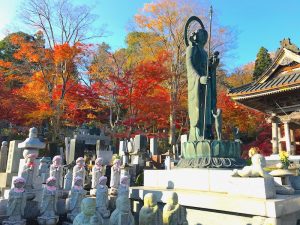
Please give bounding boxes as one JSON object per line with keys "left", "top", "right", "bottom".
{"left": 290, "top": 129, "right": 296, "bottom": 155}
{"left": 271, "top": 121, "right": 279, "bottom": 154}
{"left": 283, "top": 121, "right": 292, "bottom": 154}
{"left": 278, "top": 126, "right": 283, "bottom": 152}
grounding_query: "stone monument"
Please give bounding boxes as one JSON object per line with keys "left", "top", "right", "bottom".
{"left": 39, "top": 157, "right": 50, "bottom": 184}
{"left": 91, "top": 157, "right": 104, "bottom": 189}
{"left": 139, "top": 193, "right": 163, "bottom": 225}
{"left": 118, "top": 176, "right": 129, "bottom": 198}
{"left": 177, "top": 16, "right": 244, "bottom": 168}
{"left": 73, "top": 197, "right": 99, "bottom": 225}
{"left": 110, "top": 159, "right": 121, "bottom": 193}
{"left": 0, "top": 141, "right": 8, "bottom": 172}
{"left": 3, "top": 177, "right": 27, "bottom": 225}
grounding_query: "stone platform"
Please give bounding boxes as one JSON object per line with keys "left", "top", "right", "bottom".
{"left": 129, "top": 186, "right": 300, "bottom": 225}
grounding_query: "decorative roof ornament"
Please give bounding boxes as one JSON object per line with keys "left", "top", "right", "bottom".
{"left": 280, "top": 38, "right": 300, "bottom": 54}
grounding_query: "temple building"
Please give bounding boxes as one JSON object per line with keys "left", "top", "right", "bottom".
{"left": 228, "top": 38, "right": 300, "bottom": 156}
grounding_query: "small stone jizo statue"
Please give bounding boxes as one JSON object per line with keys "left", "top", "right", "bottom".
{"left": 73, "top": 197, "right": 99, "bottom": 225}
{"left": 3, "top": 177, "right": 27, "bottom": 225}
{"left": 67, "top": 176, "right": 87, "bottom": 222}
{"left": 72, "top": 157, "right": 86, "bottom": 186}
{"left": 139, "top": 193, "right": 163, "bottom": 225}
{"left": 109, "top": 195, "right": 135, "bottom": 225}
{"left": 37, "top": 176, "right": 59, "bottom": 225}
{"left": 96, "top": 176, "right": 110, "bottom": 223}
{"left": 92, "top": 157, "right": 104, "bottom": 189}
{"left": 118, "top": 176, "right": 129, "bottom": 198}
{"left": 163, "top": 192, "right": 188, "bottom": 225}
{"left": 110, "top": 159, "right": 121, "bottom": 194}
{"left": 49, "top": 155, "right": 63, "bottom": 189}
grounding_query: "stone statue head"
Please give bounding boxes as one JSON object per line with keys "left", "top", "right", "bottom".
{"left": 52, "top": 155, "right": 62, "bottom": 166}
{"left": 113, "top": 159, "right": 121, "bottom": 167}
{"left": 14, "top": 177, "right": 26, "bottom": 189}
{"left": 189, "top": 29, "right": 208, "bottom": 47}
{"left": 251, "top": 154, "right": 266, "bottom": 168}
{"left": 1, "top": 141, "right": 8, "bottom": 147}
{"left": 144, "top": 193, "right": 157, "bottom": 208}
{"left": 167, "top": 192, "right": 178, "bottom": 205}
{"left": 120, "top": 176, "right": 129, "bottom": 186}
{"left": 81, "top": 197, "right": 96, "bottom": 216}
{"left": 74, "top": 176, "right": 83, "bottom": 186}
{"left": 98, "top": 176, "right": 107, "bottom": 186}
{"left": 46, "top": 176, "right": 57, "bottom": 187}
{"left": 76, "top": 157, "right": 85, "bottom": 167}
{"left": 116, "top": 196, "right": 130, "bottom": 213}
{"left": 25, "top": 153, "right": 38, "bottom": 163}
{"left": 95, "top": 157, "right": 103, "bottom": 166}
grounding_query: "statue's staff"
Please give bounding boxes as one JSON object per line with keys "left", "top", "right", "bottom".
{"left": 202, "top": 6, "right": 213, "bottom": 138}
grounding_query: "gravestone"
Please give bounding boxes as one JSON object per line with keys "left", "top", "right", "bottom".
{"left": 65, "top": 137, "right": 71, "bottom": 164}
{"left": 134, "top": 135, "right": 147, "bottom": 152}
{"left": 96, "top": 139, "right": 107, "bottom": 157}
{"left": 150, "top": 138, "right": 158, "bottom": 156}
{"left": 180, "top": 134, "right": 188, "bottom": 156}
{"left": 119, "top": 140, "right": 127, "bottom": 156}
{"left": 98, "top": 150, "right": 113, "bottom": 165}
{"left": 0, "top": 140, "right": 22, "bottom": 192}
{"left": 0, "top": 141, "right": 8, "bottom": 172}
{"left": 69, "top": 139, "right": 85, "bottom": 164}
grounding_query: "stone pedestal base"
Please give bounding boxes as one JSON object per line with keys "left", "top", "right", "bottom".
{"left": 37, "top": 215, "right": 59, "bottom": 225}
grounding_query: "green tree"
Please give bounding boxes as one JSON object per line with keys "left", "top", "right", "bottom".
{"left": 253, "top": 47, "right": 272, "bottom": 80}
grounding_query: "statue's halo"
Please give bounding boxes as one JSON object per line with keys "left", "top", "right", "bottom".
{"left": 184, "top": 16, "right": 205, "bottom": 47}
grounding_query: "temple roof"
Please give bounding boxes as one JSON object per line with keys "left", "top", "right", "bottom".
{"left": 229, "top": 38, "right": 300, "bottom": 101}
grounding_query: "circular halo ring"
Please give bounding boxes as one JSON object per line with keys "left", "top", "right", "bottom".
{"left": 184, "top": 16, "right": 205, "bottom": 47}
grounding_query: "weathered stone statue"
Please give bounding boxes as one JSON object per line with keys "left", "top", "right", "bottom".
{"left": 49, "top": 155, "right": 63, "bottom": 189}
{"left": 163, "top": 192, "right": 188, "bottom": 225}
{"left": 212, "top": 109, "right": 222, "bottom": 140}
{"left": 73, "top": 197, "right": 99, "bottom": 225}
{"left": 39, "top": 157, "right": 50, "bottom": 183}
{"left": 66, "top": 176, "right": 87, "bottom": 222}
{"left": 92, "top": 157, "right": 104, "bottom": 189}
{"left": 232, "top": 151, "right": 271, "bottom": 178}
{"left": 96, "top": 176, "right": 110, "bottom": 223}
{"left": 118, "top": 176, "right": 129, "bottom": 198}
{"left": 21, "top": 153, "right": 37, "bottom": 190}
{"left": 139, "top": 193, "right": 163, "bottom": 225}
{"left": 0, "top": 141, "right": 8, "bottom": 172}
{"left": 109, "top": 196, "right": 135, "bottom": 225}
{"left": 110, "top": 159, "right": 121, "bottom": 193}
{"left": 37, "top": 176, "right": 59, "bottom": 225}
{"left": 72, "top": 157, "right": 86, "bottom": 186}
{"left": 3, "top": 177, "right": 27, "bottom": 225}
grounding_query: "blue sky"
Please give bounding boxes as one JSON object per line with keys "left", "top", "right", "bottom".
{"left": 1, "top": 0, "right": 300, "bottom": 72}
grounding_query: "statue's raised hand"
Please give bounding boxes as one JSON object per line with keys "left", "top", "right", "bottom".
{"left": 200, "top": 76, "right": 208, "bottom": 84}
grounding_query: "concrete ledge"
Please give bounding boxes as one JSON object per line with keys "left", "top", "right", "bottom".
{"left": 130, "top": 186, "right": 300, "bottom": 218}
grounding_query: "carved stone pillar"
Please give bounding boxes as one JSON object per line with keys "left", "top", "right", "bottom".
{"left": 283, "top": 121, "right": 292, "bottom": 154}
{"left": 278, "top": 126, "right": 283, "bottom": 152}
{"left": 271, "top": 122, "right": 279, "bottom": 154}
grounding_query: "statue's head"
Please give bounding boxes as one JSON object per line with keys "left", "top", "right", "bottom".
{"left": 189, "top": 29, "right": 208, "bottom": 47}
{"left": 76, "top": 157, "right": 85, "bottom": 167}
{"left": 95, "top": 157, "right": 103, "bottom": 166}
{"left": 144, "top": 193, "right": 157, "bottom": 208}
{"left": 98, "top": 176, "right": 107, "bottom": 186}
{"left": 251, "top": 154, "right": 266, "bottom": 168}
{"left": 120, "top": 176, "right": 129, "bottom": 186}
{"left": 113, "top": 159, "right": 121, "bottom": 167}
{"left": 81, "top": 197, "right": 96, "bottom": 216}
{"left": 116, "top": 196, "right": 130, "bottom": 212}
{"left": 74, "top": 176, "right": 83, "bottom": 186}
{"left": 46, "top": 176, "right": 57, "bottom": 187}
{"left": 26, "top": 153, "right": 38, "bottom": 162}
{"left": 167, "top": 192, "right": 178, "bottom": 205}
{"left": 14, "top": 177, "right": 25, "bottom": 189}
{"left": 52, "top": 155, "right": 62, "bottom": 165}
